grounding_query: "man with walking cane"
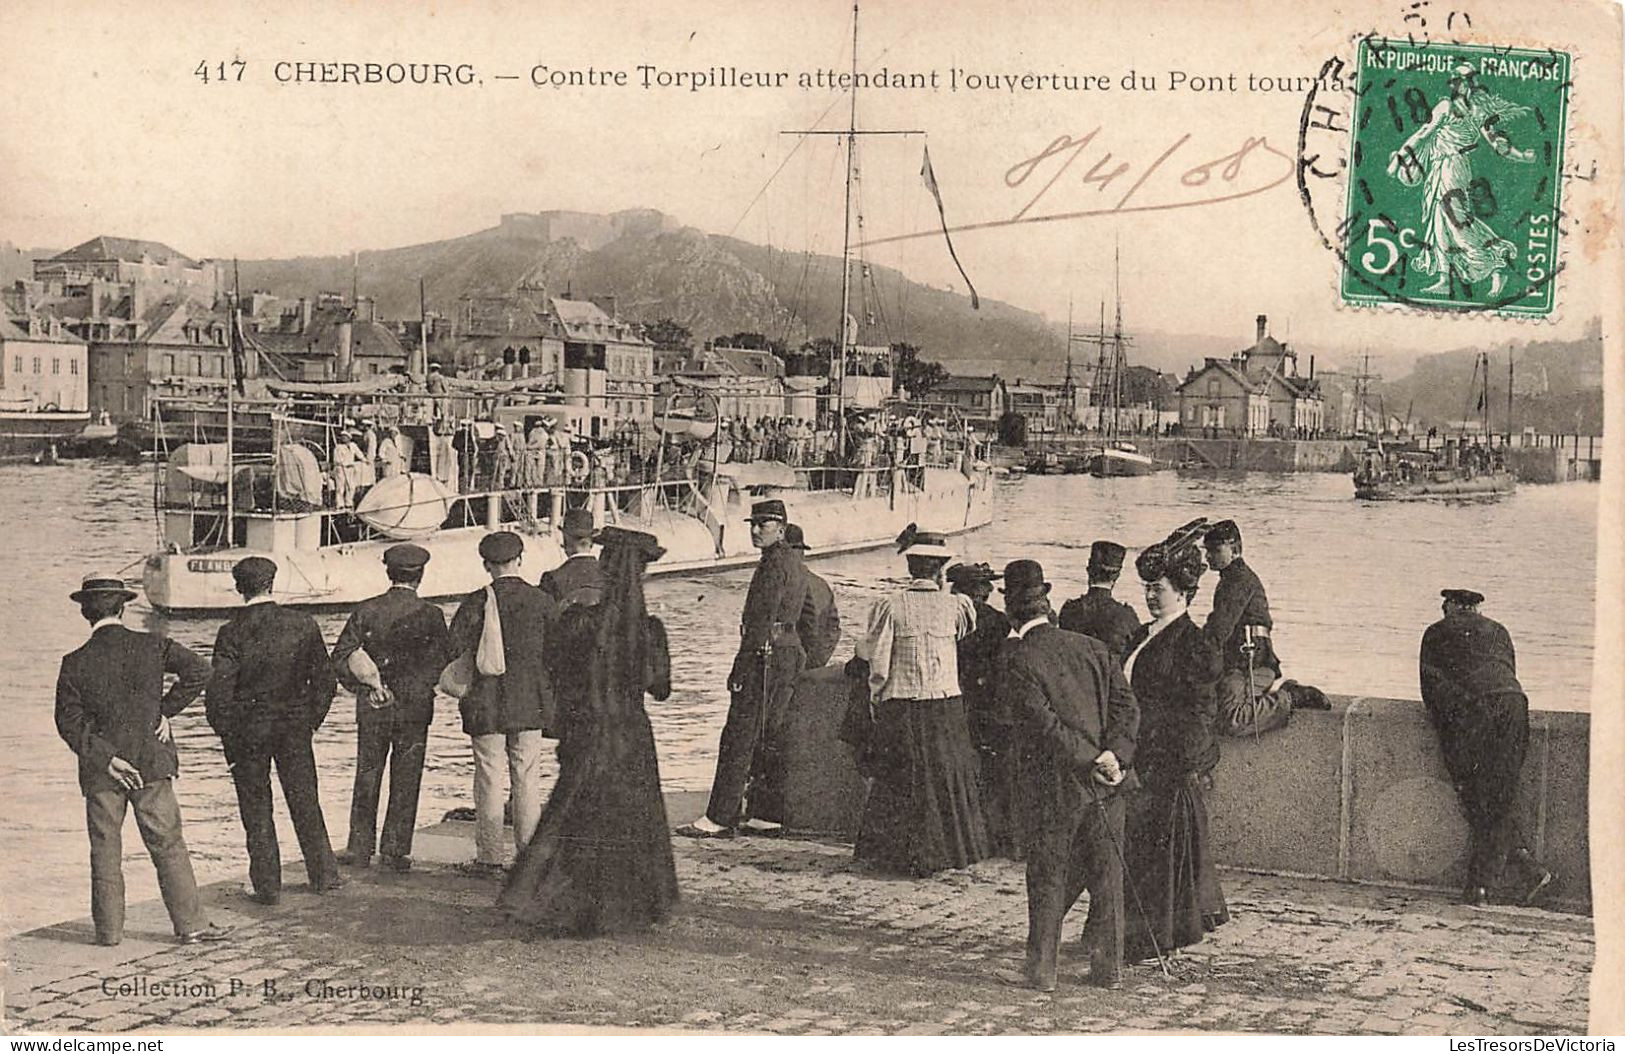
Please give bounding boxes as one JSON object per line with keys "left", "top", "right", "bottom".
{"left": 678, "top": 499, "right": 808, "bottom": 838}
{"left": 994, "top": 559, "right": 1140, "bottom": 992}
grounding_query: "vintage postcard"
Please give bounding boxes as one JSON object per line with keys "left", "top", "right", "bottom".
{"left": 1, "top": 0, "right": 1620, "bottom": 1039}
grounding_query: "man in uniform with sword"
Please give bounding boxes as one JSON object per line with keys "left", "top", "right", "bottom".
{"left": 678, "top": 499, "right": 809, "bottom": 838}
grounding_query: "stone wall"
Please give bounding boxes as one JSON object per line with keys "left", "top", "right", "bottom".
{"left": 780, "top": 674, "right": 1591, "bottom": 912}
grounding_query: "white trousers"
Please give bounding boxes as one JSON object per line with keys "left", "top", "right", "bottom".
{"left": 470, "top": 730, "right": 545, "bottom": 864}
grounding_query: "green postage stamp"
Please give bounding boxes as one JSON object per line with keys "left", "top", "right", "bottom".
{"left": 1340, "top": 38, "right": 1570, "bottom": 316}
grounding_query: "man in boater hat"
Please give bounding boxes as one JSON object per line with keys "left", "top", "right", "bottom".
{"left": 1058, "top": 540, "right": 1146, "bottom": 669}
{"left": 55, "top": 573, "right": 231, "bottom": 946}
{"left": 679, "top": 498, "right": 809, "bottom": 838}
{"left": 207, "top": 557, "right": 344, "bottom": 904}
{"left": 1421, "top": 589, "right": 1554, "bottom": 906}
{"left": 332, "top": 543, "right": 452, "bottom": 873}
{"left": 995, "top": 559, "right": 1138, "bottom": 992}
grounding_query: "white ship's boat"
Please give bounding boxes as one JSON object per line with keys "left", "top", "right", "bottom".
{"left": 1089, "top": 442, "right": 1157, "bottom": 477}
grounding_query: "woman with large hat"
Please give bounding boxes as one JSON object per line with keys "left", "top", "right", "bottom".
{"left": 1121, "top": 519, "right": 1229, "bottom": 963}
{"left": 498, "top": 526, "right": 678, "bottom": 936}
{"left": 852, "top": 525, "right": 991, "bottom": 875}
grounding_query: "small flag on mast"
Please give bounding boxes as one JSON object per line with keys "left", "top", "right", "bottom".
{"left": 921, "top": 145, "right": 980, "bottom": 310}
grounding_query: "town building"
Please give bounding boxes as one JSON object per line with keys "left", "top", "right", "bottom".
{"left": 30, "top": 236, "right": 219, "bottom": 307}
{"left": 1006, "top": 380, "right": 1062, "bottom": 432}
{"left": 654, "top": 341, "right": 788, "bottom": 422}
{"left": 251, "top": 293, "right": 409, "bottom": 383}
{"left": 0, "top": 311, "right": 88, "bottom": 412}
{"left": 930, "top": 374, "right": 1009, "bottom": 430}
{"left": 1176, "top": 315, "right": 1325, "bottom": 435}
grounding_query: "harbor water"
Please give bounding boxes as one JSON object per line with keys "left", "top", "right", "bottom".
{"left": 0, "top": 463, "right": 1599, "bottom": 937}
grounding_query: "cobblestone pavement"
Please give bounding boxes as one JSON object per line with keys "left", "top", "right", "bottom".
{"left": 4, "top": 829, "right": 1593, "bottom": 1035}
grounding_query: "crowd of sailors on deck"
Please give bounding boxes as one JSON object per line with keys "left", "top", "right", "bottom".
{"left": 53, "top": 498, "right": 1552, "bottom": 990}
{"left": 301, "top": 407, "right": 981, "bottom": 512}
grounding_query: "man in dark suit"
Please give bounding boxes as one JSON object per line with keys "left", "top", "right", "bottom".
{"left": 1203, "top": 520, "right": 1292, "bottom": 736}
{"left": 996, "top": 559, "right": 1139, "bottom": 993}
{"left": 1057, "top": 541, "right": 1145, "bottom": 668}
{"left": 539, "top": 508, "right": 603, "bottom": 613}
{"left": 332, "top": 543, "right": 452, "bottom": 873}
{"left": 55, "top": 574, "right": 232, "bottom": 947}
{"left": 206, "top": 556, "right": 343, "bottom": 904}
{"left": 678, "top": 498, "right": 808, "bottom": 838}
{"left": 448, "top": 530, "right": 557, "bottom": 876}
{"left": 1421, "top": 589, "right": 1554, "bottom": 906}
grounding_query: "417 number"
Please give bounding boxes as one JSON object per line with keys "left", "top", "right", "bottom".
{"left": 195, "top": 60, "right": 246, "bottom": 83}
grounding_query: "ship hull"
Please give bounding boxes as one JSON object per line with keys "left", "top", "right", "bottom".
{"left": 0, "top": 412, "right": 92, "bottom": 462}
{"left": 143, "top": 466, "right": 996, "bottom": 613}
{"left": 1089, "top": 448, "right": 1157, "bottom": 477}
{"left": 1353, "top": 471, "right": 1517, "bottom": 500}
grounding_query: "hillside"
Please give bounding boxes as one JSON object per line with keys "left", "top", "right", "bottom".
{"left": 1373, "top": 324, "right": 1604, "bottom": 434}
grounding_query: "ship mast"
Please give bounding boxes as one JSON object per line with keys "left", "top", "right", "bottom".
{"left": 834, "top": 2, "right": 858, "bottom": 457}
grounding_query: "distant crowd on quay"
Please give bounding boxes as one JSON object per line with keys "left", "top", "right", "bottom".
{"left": 52, "top": 502, "right": 1553, "bottom": 992}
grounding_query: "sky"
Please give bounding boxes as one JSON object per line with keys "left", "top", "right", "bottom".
{"left": 1, "top": 0, "right": 1618, "bottom": 364}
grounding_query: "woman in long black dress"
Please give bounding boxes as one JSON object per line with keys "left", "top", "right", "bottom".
{"left": 1122, "top": 522, "right": 1228, "bottom": 963}
{"left": 497, "top": 526, "right": 678, "bottom": 936}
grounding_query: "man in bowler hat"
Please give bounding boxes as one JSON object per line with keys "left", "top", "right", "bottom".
{"left": 331, "top": 543, "right": 452, "bottom": 872}
{"left": 996, "top": 559, "right": 1139, "bottom": 992}
{"left": 55, "top": 573, "right": 231, "bottom": 946}
{"left": 206, "top": 557, "right": 343, "bottom": 903}
{"left": 679, "top": 498, "right": 808, "bottom": 838}
{"left": 539, "top": 508, "right": 603, "bottom": 613}
{"left": 1421, "top": 589, "right": 1554, "bottom": 905}
{"left": 448, "top": 530, "right": 558, "bottom": 875}
{"left": 1058, "top": 541, "right": 1146, "bottom": 668}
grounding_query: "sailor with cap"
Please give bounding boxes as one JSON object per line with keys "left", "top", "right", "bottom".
{"left": 995, "top": 558, "right": 1138, "bottom": 991}
{"left": 678, "top": 498, "right": 809, "bottom": 838}
{"left": 1421, "top": 589, "right": 1554, "bottom": 906}
{"left": 1201, "top": 520, "right": 1290, "bottom": 736}
{"left": 850, "top": 524, "right": 991, "bottom": 875}
{"left": 1058, "top": 541, "right": 1147, "bottom": 669}
{"left": 447, "top": 531, "right": 559, "bottom": 876}
{"left": 332, "top": 429, "right": 363, "bottom": 508}
{"left": 54, "top": 573, "right": 231, "bottom": 946}
{"left": 331, "top": 543, "right": 452, "bottom": 872}
{"left": 540, "top": 508, "right": 604, "bottom": 614}
{"left": 206, "top": 557, "right": 344, "bottom": 903}
{"left": 947, "top": 561, "right": 1019, "bottom": 855}
{"left": 377, "top": 423, "right": 408, "bottom": 480}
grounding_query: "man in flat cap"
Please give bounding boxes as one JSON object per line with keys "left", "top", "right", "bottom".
{"left": 206, "top": 557, "right": 343, "bottom": 903}
{"left": 997, "top": 559, "right": 1138, "bottom": 992}
{"left": 331, "top": 543, "right": 452, "bottom": 872}
{"left": 948, "top": 561, "right": 1018, "bottom": 855}
{"left": 679, "top": 498, "right": 809, "bottom": 838}
{"left": 1420, "top": 589, "right": 1553, "bottom": 905}
{"left": 448, "top": 531, "right": 558, "bottom": 875}
{"left": 55, "top": 573, "right": 231, "bottom": 946}
{"left": 1059, "top": 541, "right": 1146, "bottom": 669}
{"left": 1202, "top": 520, "right": 1291, "bottom": 736}
{"left": 539, "top": 508, "right": 603, "bottom": 615}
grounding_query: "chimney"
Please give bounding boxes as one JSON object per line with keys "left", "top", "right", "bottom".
{"left": 298, "top": 297, "right": 311, "bottom": 333}
{"left": 1256, "top": 314, "right": 1267, "bottom": 344}
{"left": 335, "top": 316, "right": 354, "bottom": 381}
{"left": 355, "top": 295, "right": 375, "bottom": 323}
